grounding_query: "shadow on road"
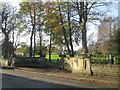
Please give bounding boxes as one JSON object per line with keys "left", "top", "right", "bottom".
{"left": 1, "top": 66, "right": 18, "bottom": 70}
{"left": 2, "top": 73, "right": 98, "bottom": 89}
{"left": 1, "top": 72, "right": 119, "bottom": 89}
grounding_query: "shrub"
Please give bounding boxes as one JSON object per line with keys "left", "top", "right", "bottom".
{"left": 113, "top": 56, "right": 120, "bottom": 64}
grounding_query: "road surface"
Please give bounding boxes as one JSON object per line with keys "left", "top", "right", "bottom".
{"left": 1, "top": 68, "right": 119, "bottom": 89}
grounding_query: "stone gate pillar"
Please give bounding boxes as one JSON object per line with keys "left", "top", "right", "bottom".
{"left": 62, "top": 55, "right": 92, "bottom": 75}
{"left": 81, "top": 57, "right": 92, "bottom": 75}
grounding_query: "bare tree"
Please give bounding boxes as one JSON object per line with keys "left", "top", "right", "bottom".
{"left": 72, "top": 1, "right": 112, "bottom": 54}
{"left": 1, "top": 3, "right": 17, "bottom": 58}
{"left": 97, "top": 17, "right": 118, "bottom": 54}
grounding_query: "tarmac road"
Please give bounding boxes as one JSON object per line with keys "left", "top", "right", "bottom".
{"left": 1, "top": 69, "right": 119, "bottom": 89}
{"left": 2, "top": 73, "right": 74, "bottom": 88}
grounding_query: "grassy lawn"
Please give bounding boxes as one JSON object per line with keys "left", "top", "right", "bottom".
{"left": 25, "top": 54, "right": 111, "bottom": 60}
{"left": 91, "top": 57, "right": 109, "bottom": 60}
{"left": 32, "top": 54, "right": 118, "bottom": 63}
{"left": 17, "top": 54, "right": 119, "bottom": 64}
{"left": 35, "top": 54, "right": 70, "bottom": 60}
{"left": 35, "top": 54, "right": 83, "bottom": 60}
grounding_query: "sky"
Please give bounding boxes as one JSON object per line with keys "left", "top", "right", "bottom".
{"left": 0, "top": 0, "right": 119, "bottom": 50}
{"left": 0, "top": 0, "right": 22, "bottom": 6}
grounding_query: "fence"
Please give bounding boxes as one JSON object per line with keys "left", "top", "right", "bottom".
{"left": 44, "top": 54, "right": 119, "bottom": 67}
{"left": 90, "top": 54, "right": 119, "bottom": 64}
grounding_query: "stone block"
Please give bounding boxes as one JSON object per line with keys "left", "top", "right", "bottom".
{"left": 60, "top": 57, "right": 92, "bottom": 75}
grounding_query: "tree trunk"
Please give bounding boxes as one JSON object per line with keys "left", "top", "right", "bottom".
{"left": 33, "top": 31, "right": 36, "bottom": 57}
{"left": 82, "top": 22, "right": 88, "bottom": 54}
{"left": 67, "top": 3, "right": 74, "bottom": 57}
{"left": 29, "top": 30, "right": 34, "bottom": 57}
{"left": 49, "top": 30, "right": 52, "bottom": 62}
{"left": 2, "top": 35, "right": 9, "bottom": 58}
{"left": 29, "top": 7, "right": 36, "bottom": 57}
{"left": 78, "top": 2, "right": 88, "bottom": 54}
{"left": 82, "top": 2, "right": 88, "bottom": 54}
{"left": 39, "top": 28, "right": 42, "bottom": 57}
{"left": 12, "top": 30, "right": 14, "bottom": 56}
{"left": 58, "top": 4, "right": 71, "bottom": 56}
{"left": 29, "top": 36, "right": 33, "bottom": 57}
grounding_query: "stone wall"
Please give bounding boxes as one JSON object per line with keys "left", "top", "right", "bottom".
{"left": 91, "top": 64, "right": 120, "bottom": 76}
{"left": 60, "top": 57, "right": 120, "bottom": 77}
{"left": 14, "top": 57, "right": 47, "bottom": 67}
{"left": 59, "top": 57, "right": 92, "bottom": 75}
{"left": 1, "top": 58, "right": 8, "bottom": 66}
{"left": 2, "top": 57, "right": 47, "bottom": 67}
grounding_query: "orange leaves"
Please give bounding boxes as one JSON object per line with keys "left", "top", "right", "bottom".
{"left": 48, "top": 18, "right": 52, "bottom": 21}
{"left": 52, "top": 27, "right": 60, "bottom": 33}
{"left": 45, "top": 1, "right": 56, "bottom": 6}
{"left": 31, "top": 8, "right": 35, "bottom": 11}
{"left": 44, "top": 1, "right": 57, "bottom": 13}
{"left": 43, "top": 1, "right": 62, "bottom": 33}
{"left": 45, "top": 7, "right": 49, "bottom": 13}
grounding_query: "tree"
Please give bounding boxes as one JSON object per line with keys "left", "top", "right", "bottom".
{"left": 71, "top": 1, "right": 112, "bottom": 54}
{"left": 66, "top": 2, "right": 74, "bottom": 56}
{"left": 44, "top": 2, "right": 75, "bottom": 57}
{"left": 36, "top": 42, "right": 48, "bottom": 56}
{"left": 19, "top": 1, "right": 44, "bottom": 57}
{"left": 17, "top": 43, "right": 29, "bottom": 56}
{"left": 1, "top": 3, "right": 18, "bottom": 58}
{"left": 97, "top": 17, "right": 118, "bottom": 54}
{"left": 44, "top": 1, "right": 61, "bottom": 61}
{"left": 87, "top": 42, "right": 97, "bottom": 54}
{"left": 114, "top": 28, "right": 120, "bottom": 55}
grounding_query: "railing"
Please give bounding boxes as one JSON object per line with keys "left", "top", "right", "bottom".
{"left": 90, "top": 54, "right": 119, "bottom": 64}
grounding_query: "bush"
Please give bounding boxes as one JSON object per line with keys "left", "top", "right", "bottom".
{"left": 113, "top": 56, "right": 120, "bottom": 64}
